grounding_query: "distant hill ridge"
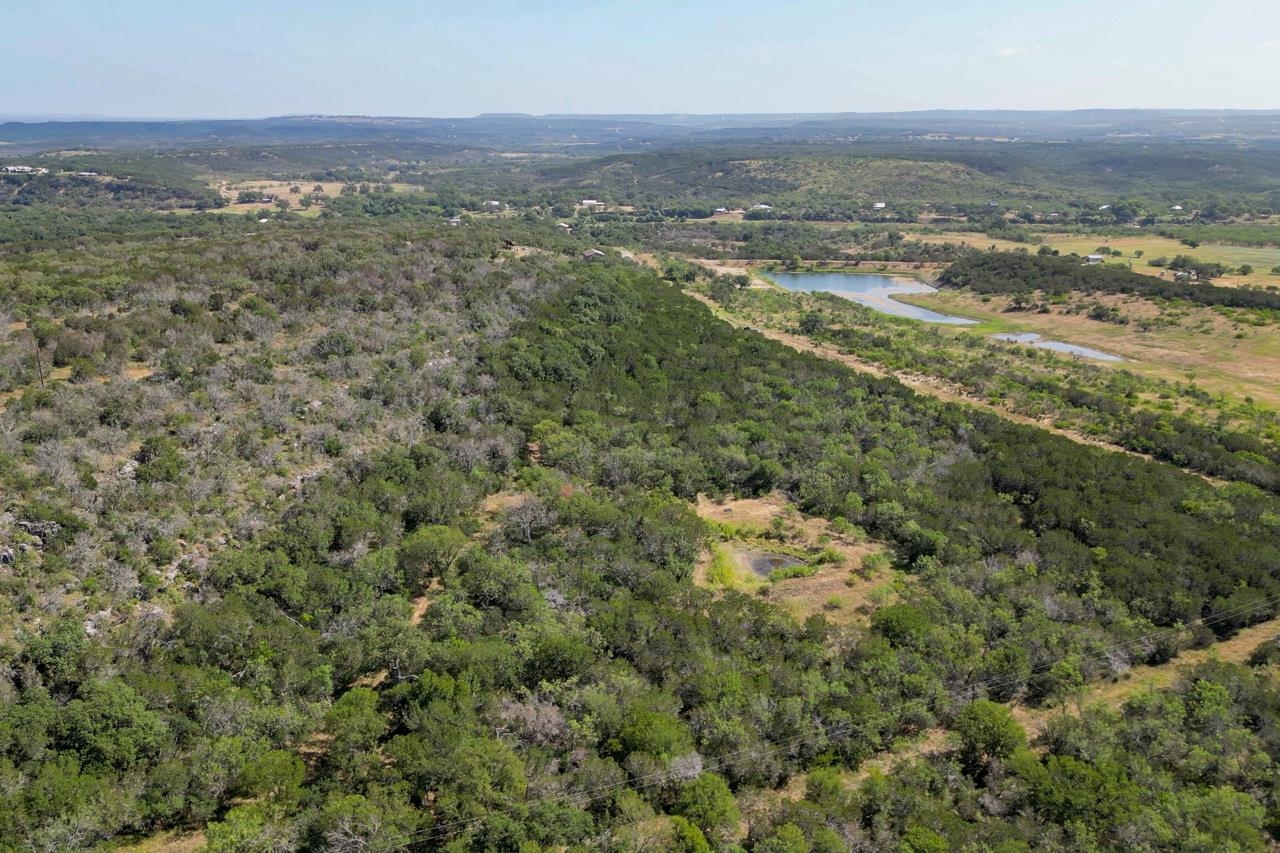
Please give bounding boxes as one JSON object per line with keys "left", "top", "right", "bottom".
{"left": 4, "top": 110, "right": 1280, "bottom": 154}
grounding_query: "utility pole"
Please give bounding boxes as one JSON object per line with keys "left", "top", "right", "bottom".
{"left": 30, "top": 327, "right": 45, "bottom": 389}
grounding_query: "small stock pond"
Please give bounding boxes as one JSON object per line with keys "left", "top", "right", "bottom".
{"left": 992, "top": 332, "right": 1125, "bottom": 362}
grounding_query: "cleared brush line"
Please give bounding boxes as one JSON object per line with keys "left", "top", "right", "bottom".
{"left": 672, "top": 283, "right": 1224, "bottom": 486}
{"left": 1012, "top": 612, "right": 1280, "bottom": 738}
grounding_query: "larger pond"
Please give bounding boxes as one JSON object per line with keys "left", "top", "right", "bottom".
{"left": 764, "top": 271, "right": 977, "bottom": 325}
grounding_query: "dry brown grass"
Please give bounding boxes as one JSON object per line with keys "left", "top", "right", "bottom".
{"left": 915, "top": 289, "right": 1280, "bottom": 409}
{"left": 115, "top": 831, "right": 207, "bottom": 853}
{"left": 206, "top": 179, "right": 420, "bottom": 216}
{"left": 480, "top": 490, "right": 526, "bottom": 516}
{"left": 848, "top": 727, "right": 955, "bottom": 785}
{"left": 694, "top": 493, "right": 790, "bottom": 528}
{"left": 911, "top": 232, "right": 1036, "bottom": 252}
{"left": 768, "top": 563, "right": 893, "bottom": 627}
{"left": 502, "top": 245, "right": 552, "bottom": 259}
{"left": 124, "top": 363, "right": 155, "bottom": 381}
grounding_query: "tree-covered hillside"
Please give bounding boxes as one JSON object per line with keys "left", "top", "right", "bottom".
{"left": 4, "top": 218, "right": 1280, "bottom": 850}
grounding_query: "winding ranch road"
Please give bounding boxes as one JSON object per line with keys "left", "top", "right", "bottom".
{"left": 847, "top": 612, "right": 1280, "bottom": 786}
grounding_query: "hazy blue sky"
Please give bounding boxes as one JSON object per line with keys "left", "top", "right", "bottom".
{"left": 4, "top": 0, "right": 1279, "bottom": 118}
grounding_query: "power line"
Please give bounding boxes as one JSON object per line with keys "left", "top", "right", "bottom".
{"left": 364, "top": 589, "right": 1280, "bottom": 850}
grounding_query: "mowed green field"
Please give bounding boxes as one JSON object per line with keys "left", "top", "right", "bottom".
{"left": 911, "top": 229, "right": 1280, "bottom": 287}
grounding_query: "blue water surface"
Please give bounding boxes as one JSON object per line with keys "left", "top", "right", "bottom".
{"left": 765, "top": 271, "right": 977, "bottom": 325}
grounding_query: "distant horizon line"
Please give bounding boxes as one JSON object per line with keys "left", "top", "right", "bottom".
{"left": 3, "top": 107, "right": 1280, "bottom": 124}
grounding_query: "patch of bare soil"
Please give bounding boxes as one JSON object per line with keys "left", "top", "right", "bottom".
{"left": 695, "top": 493, "right": 792, "bottom": 528}
{"left": 502, "top": 244, "right": 551, "bottom": 259}
{"left": 848, "top": 727, "right": 955, "bottom": 785}
{"left": 481, "top": 490, "right": 526, "bottom": 516}
{"left": 768, "top": 564, "right": 890, "bottom": 627}
{"left": 115, "top": 831, "right": 207, "bottom": 853}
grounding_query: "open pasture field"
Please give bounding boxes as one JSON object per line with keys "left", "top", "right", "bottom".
{"left": 207, "top": 178, "right": 422, "bottom": 216}
{"left": 903, "top": 288, "right": 1280, "bottom": 408}
{"left": 909, "top": 229, "right": 1280, "bottom": 287}
{"left": 910, "top": 232, "right": 1037, "bottom": 253}
{"left": 1045, "top": 233, "right": 1280, "bottom": 286}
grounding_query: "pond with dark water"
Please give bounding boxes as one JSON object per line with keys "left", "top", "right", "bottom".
{"left": 737, "top": 550, "right": 805, "bottom": 579}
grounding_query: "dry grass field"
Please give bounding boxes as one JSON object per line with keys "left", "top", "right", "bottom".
{"left": 902, "top": 289, "right": 1280, "bottom": 408}
{"left": 910, "top": 230, "right": 1280, "bottom": 287}
{"left": 203, "top": 178, "right": 422, "bottom": 217}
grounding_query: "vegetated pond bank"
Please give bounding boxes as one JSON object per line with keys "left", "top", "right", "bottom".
{"left": 992, "top": 331, "right": 1125, "bottom": 362}
{"left": 764, "top": 271, "right": 1124, "bottom": 362}
{"left": 764, "top": 271, "right": 977, "bottom": 325}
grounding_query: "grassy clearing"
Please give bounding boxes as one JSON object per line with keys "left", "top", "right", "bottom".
{"left": 115, "top": 831, "right": 206, "bottom": 853}
{"left": 693, "top": 494, "right": 898, "bottom": 624}
{"left": 910, "top": 232, "right": 1035, "bottom": 252}
{"left": 198, "top": 178, "right": 423, "bottom": 217}
{"left": 1042, "top": 233, "right": 1280, "bottom": 286}
{"left": 902, "top": 289, "right": 1280, "bottom": 408}
{"left": 908, "top": 229, "right": 1280, "bottom": 287}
